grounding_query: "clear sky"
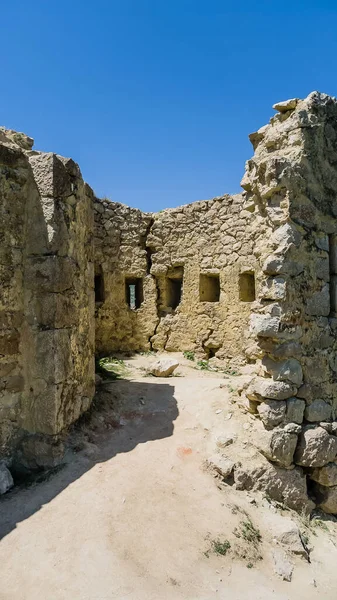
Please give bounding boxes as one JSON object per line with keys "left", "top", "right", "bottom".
{"left": 1, "top": 1, "right": 337, "bottom": 211}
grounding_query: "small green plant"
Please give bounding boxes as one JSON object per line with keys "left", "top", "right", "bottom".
{"left": 196, "top": 360, "right": 210, "bottom": 370}
{"left": 138, "top": 350, "right": 156, "bottom": 356}
{"left": 183, "top": 350, "right": 195, "bottom": 361}
{"left": 312, "top": 519, "right": 329, "bottom": 532}
{"left": 96, "top": 357, "right": 128, "bottom": 380}
{"left": 211, "top": 539, "right": 231, "bottom": 556}
{"left": 223, "top": 368, "right": 241, "bottom": 376}
{"left": 247, "top": 562, "right": 253, "bottom": 569}
{"left": 234, "top": 519, "right": 262, "bottom": 547}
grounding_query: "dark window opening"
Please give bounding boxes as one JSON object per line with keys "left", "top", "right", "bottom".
{"left": 167, "top": 278, "right": 183, "bottom": 309}
{"left": 95, "top": 267, "right": 105, "bottom": 303}
{"left": 199, "top": 273, "right": 220, "bottom": 302}
{"left": 166, "top": 266, "right": 184, "bottom": 310}
{"left": 329, "top": 234, "right": 337, "bottom": 315}
{"left": 208, "top": 347, "right": 220, "bottom": 358}
{"left": 239, "top": 272, "right": 256, "bottom": 302}
{"left": 125, "top": 278, "right": 143, "bottom": 310}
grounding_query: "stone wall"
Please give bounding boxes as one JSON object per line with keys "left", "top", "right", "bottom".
{"left": 2, "top": 92, "right": 337, "bottom": 514}
{"left": 147, "top": 196, "right": 258, "bottom": 358}
{"left": 241, "top": 93, "right": 337, "bottom": 514}
{"left": 94, "top": 199, "right": 157, "bottom": 353}
{"left": 0, "top": 129, "right": 95, "bottom": 467}
{"left": 94, "top": 194, "right": 260, "bottom": 360}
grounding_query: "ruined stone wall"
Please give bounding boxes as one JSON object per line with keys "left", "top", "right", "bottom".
{"left": 241, "top": 93, "right": 337, "bottom": 514}
{"left": 0, "top": 130, "right": 95, "bottom": 465}
{"left": 94, "top": 194, "right": 260, "bottom": 360}
{"left": 147, "top": 196, "right": 258, "bottom": 358}
{"left": 94, "top": 199, "right": 157, "bottom": 353}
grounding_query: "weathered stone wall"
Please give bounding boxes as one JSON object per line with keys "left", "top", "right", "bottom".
{"left": 241, "top": 93, "right": 337, "bottom": 514}
{"left": 94, "top": 199, "right": 157, "bottom": 353}
{"left": 2, "top": 92, "right": 337, "bottom": 515}
{"left": 94, "top": 195, "right": 260, "bottom": 359}
{"left": 147, "top": 196, "right": 258, "bottom": 358}
{"left": 0, "top": 130, "right": 95, "bottom": 465}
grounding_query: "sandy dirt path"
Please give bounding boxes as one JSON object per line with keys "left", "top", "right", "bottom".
{"left": 0, "top": 357, "right": 337, "bottom": 599}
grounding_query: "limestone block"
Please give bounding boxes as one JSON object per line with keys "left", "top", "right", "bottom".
{"left": 295, "top": 427, "right": 337, "bottom": 467}
{"left": 260, "top": 277, "right": 286, "bottom": 301}
{"left": 273, "top": 549, "right": 294, "bottom": 582}
{"left": 304, "top": 399, "right": 332, "bottom": 422}
{"left": 257, "top": 427, "right": 298, "bottom": 467}
{"left": 273, "top": 98, "right": 298, "bottom": 113}
{"left": 29, "top": 153, "right": 75, "bottom": 198}
{"left": 305, "top": 284, "right": 330, "bottom": 316}
{"left": 310, "top": 463, "right": 337, "bottom": 487}
{"left": 262, "top": 255, "right": 304, "bottom": 277}
{"left": 149, "top": 358, "right": 179, "bottom": 377}
{"left": 206, "top": 455, "right": 235, "bottom": 479}
{"left": 246, "top": 376, "right": 297, "bottom": 400}
{"left": 270, "top": 223, "right": 302, "bottom": 253}
{"left": 257, "top": 400, "right": 286, "bottom": 429}
{"left": 273, "top": 519, "right": 308, "bottom": 557}
{"left": 234, "top": 458, "right": 314, "bottom": 513}
{"left": 272, "top": 342, "right": 302, "bottom": 360}
{"left": 262, "top": 357, "right": 303, "bottom": 386}
{"left": 250, "top": 314, "right": 280, "bottom": 337}
{"left": 286, "top": 398, "right": 305, "bottom": 424}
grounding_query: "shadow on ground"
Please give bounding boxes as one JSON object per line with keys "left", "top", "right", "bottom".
{"left": 0, "top": 379, "right": 178, "bottom": 540}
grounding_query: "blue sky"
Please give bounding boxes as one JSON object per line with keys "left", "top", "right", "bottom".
{"left": 1, "top": 1, "right": 337, "bottom": 211}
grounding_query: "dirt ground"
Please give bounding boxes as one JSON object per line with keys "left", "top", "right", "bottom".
{"left": 0, "top": 353, "right": 337, "bottom": 600}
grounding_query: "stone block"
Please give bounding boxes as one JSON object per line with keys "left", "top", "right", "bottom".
{"left": 286, "top": 398, "right": 305, "bottom": 424}
{"left": 304, "top": 399, "right": 332, "bottom": 422}
{"left": 295, "top": 426, "right": 337, "bottom": 467}
{"left": 246, "top": 376, "right": 297, "bottom": 401}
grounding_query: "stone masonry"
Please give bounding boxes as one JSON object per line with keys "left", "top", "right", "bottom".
{"left": 1, "top": 93, "right": 337, "bottom": 514}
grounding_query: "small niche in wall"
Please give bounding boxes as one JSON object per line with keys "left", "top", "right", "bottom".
{"left": 239, "top": 271, "right": 256, "bottom": 302}
{"left": 166, "top": 267, "right": 184, "bottom": 310}
{"left": 199, "top": 273, "right": 220, "bottom": 302}
{"left": 125, "top": 277, "right": 143, "bottom": 310}
{"left": 94, "top": 266, "right": 105, "bottom": 303}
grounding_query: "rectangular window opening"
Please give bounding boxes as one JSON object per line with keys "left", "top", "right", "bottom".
{"left": 167, "top": 278, "right": 183, "bottom": 309}
{"left": 125, "top": 277, "right": 143, "bottom": 310}
{"left": 239, "top": 272, "right": 256, "bottom": 302}
{"left": 199, "top": 273, "right": 220, "bottom": 302}
{"left": 95, "top": 267, "right": 105, "bottom": 303}
{"left": 166, "top": 266, "right": 184, "bottom": 310}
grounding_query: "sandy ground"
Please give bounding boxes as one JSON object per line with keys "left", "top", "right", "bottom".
{"left": 0, "top": 353, "right": 337, "bottom": 600}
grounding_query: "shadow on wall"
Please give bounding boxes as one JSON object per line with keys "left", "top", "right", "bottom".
{"left": 0, "top": 379, "right": 178, "bottom": 540}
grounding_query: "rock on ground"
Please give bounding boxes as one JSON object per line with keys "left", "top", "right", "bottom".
{"left": 272, "top": 548, "right": 294, "bottom": 581}
{"left": 148, "top": 357, "right": 179, "bottom": 377}
{"left": 234, "top": 456, "right": 315, "bottom": 514}
{"left": 206, "top": 455, "right": 235, "bottom": 479}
